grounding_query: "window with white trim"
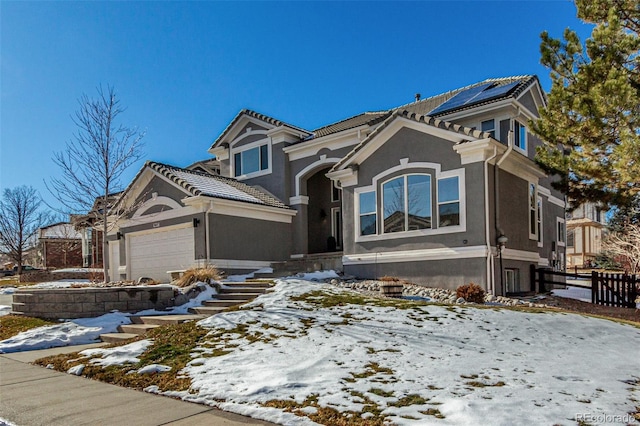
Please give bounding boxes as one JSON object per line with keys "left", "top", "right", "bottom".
{"left": 557, "top": 217, "right": 566, "bottom": 246}
{"left": 359, "top": 191, "right": 376, "bottom": 236}
{"left": 567, "top": 228, "right": 574, "bottom": 248}
{"left": 355, "top": 166, "right": 465, "bottom": 240}
{"left": 233, "top": 144, "right": 269, "bottom": 177}
{"left": 481, "top": 119, "right": 495, "bottom": 138}
{"left": 438, "top": 176, "right": 460, "bottom": 227}
{"left": 382, "top": 174, "right": 431, "bottom": 233}
{"left": 514, "top": 121, "right": 527, "bottom": 152}
{"left": 537, "top": 197, "right": 543, "bottom": 247}
{"left": 529, "top": 183, "right": 537, "bottom": 240}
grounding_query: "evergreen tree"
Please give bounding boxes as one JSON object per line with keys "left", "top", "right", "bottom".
{"left": 533, "top": 0, "right": 640, "bottom": 208}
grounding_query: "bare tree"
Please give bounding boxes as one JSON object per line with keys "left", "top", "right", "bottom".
{"left": 601, "top": 224, "right": 640, "bottom": 274}
{"left": 0, "top": 186, "right": 51, "bottom": 274}
{"left": 47, "top": 86, "right": 144, "bottom": 282}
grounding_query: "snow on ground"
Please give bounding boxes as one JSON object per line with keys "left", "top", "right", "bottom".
{"left": 0, "top": 311, "right": 131, "bottom": 353}
{"left": 552, "top": 285, "right": 592, "bottom": 302}
{"left": 0, "top": 282, "right": 217, "bottom": 353}
{"left": 80, "top": 339, "right": 153, "bottom": 367}
{"left": 52, "top": 268, "right": 102, "bottom": 273}
{"left": 0, "top": 306, "right": 12, "bottom": 317}
{"left": 0, "top": 287, "right": 16, "bottom": 295}
{"left": 3, "top": 277, "right": 640, "bottom": 424}
{"left": 176, "top": 279, "right": 639, "bottom": 425}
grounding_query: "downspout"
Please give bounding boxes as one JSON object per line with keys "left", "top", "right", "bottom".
{"left": 494, "top": 129, "right": 515, "bottom": 295}
{"left": 205, "top": 202, "right": 211, "bottom": 264}
{"left": 484, "top": 146, "right": 498, "bottom": 295}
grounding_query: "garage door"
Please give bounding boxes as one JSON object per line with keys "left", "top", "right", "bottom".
{"left": 129, "top": 226, "right": 195, "bottom": 282}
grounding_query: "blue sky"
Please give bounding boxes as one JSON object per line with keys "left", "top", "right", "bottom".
{"left": 1, "top": 1, "right": 593, "bottom": 211}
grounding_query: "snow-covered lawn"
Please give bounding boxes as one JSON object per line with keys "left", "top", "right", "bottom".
{"left": 3, "top": 278, "right": 640, "bottom": 425}
{"left": 181, "top": 280, "right": 638, "bottom": 425}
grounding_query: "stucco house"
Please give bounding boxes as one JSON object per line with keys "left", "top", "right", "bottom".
{"left": 106, "top": 75, "right": 566, "bottom": 296}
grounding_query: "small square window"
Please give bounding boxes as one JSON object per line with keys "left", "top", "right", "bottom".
{"left": 481, "top": 119, "right": 495, "bottom": 138}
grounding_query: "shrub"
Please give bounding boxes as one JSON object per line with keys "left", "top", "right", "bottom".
{"left": 175, "top": 265, "right": 222, "bottom": 287}
{"left": 456, "top": 282, "right": 485, "bottom": 303}
{"left": 379, "top": 276, "right": 400, "bottom": 282}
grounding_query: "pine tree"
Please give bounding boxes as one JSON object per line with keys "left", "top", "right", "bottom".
{"left": 533, "top": 0, "right": 640, "bottom": 208}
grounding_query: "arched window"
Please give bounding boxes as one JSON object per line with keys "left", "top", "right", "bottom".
{"left": 382, "top": 174, "right": 432, "bottom": 233}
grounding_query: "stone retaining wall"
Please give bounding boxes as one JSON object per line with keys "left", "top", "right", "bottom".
{"left": 12, "top": 285, "right": 176, "bottom": 319}
{"left": 20, "top": 270, "right": 104, "bottom": 283}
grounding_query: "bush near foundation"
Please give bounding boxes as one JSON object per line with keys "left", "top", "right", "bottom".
{"left": 456, "top": 283, "right": 485, "bottom": 303}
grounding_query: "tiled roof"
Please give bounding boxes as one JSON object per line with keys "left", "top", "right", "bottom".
{"left": 292, "top": 76, "right": 537, "bottom": 144}
{"left": 210, "top": 109, "right": 310, "bottom": 150}
{"left": 399, "top": 75, "right": 537, "bottom": 117}
{"left": 330, "top": 110, "right": 490, "bottom": 173}
{"left": 310, "top": 111, "right": 391, "bottom": 139}
{"left": 147, "top": 161, "right": 289, "bottom": 209}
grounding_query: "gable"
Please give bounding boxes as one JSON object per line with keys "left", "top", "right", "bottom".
{"left": 124, "top": 176, "right": 188, "bottom": 220}
{"left": 329, "top": 111, "right": 486, "bottom": 180}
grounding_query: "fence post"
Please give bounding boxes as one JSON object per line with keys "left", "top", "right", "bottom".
{"left": 591, "top": 270, "right": 598, "bottom": 304}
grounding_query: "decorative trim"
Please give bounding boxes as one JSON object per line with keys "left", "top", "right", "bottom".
{"left": 293, "top": 156, "right": 341, "bottom": 196}
{"left": 453, "top": 138, "right": 506, "bottom": 164}
{"left": 538, "top": 257, "right": 550, "bottom": 267}
{"left": 538, "top": 186, "right": 565, "bottom": 208}
{"left": 352, "top": 161, "right": 467, "bottom": 242}
{"left": 342, "top": 245, "right": 488, "bottom": 265}
{"left": 210, "top": 146, "right": 229, "bottom": 161}
{"left": 289, "top": 195, "right": 309, "bottom": 205}
{"left": 132, "top": 196, "right": 182, "bottom": 219}
{"left": 283, "top": 128, "right": 363, "bottom": 161}
{"left": 326, "top": 167, "right": 358, "bottom": 188}
{"left": 190, "top": 197, "right": 297, "bottom": 223}
{"left": 501, "top": 248, "right": 541, "bottom": 263}
{"left": 229, "top": 129, "right": 268, "bottom": 148}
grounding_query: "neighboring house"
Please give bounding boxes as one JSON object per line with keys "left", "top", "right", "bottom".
{"left": 37, "top": 222, "right": 83, "bottom": 269}
{"left": 72, "top": 193, "right": 122, "bottom": 268}
{"left": 566, "top": 202, "right": 606, "bottom": 269}
{"left": 106, "top": 75, "right": 566, "bottom": 295}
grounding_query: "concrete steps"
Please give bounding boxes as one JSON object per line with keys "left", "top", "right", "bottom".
{"left": 100, "top": 333, "right": 139, "bottom": 343}
{"left": 118, "top": 324, "right": 160, "bottom": 335}
{"left": 99, "top": 281, "right": 274, "bottom": 343}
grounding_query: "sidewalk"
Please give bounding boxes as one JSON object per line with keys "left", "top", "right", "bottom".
{"left": 0, "top": 345, "right": 272, "bottom": 426}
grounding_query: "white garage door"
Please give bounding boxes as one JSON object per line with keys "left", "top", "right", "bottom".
{"left": 129, "top": 226, "right": 195, "bottom": 282}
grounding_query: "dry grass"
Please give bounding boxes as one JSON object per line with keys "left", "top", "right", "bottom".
{"left": 174, "top": 265, "right": 222, "bottom": 287}
{"left": 35, "top": 321, "right": 209, "bottom": 392}
{"left": 0, "top": 315, "right": 56, "bottom": 340}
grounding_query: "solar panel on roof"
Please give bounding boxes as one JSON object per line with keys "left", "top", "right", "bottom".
{"left": 468, "top": 82, "right": 519, "bottom": 105}
{"left": 428, "top": 83, "right": 493, "bottom": 115}
{"left": 428, "top": 81, "right": 522, "bottom": 115}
